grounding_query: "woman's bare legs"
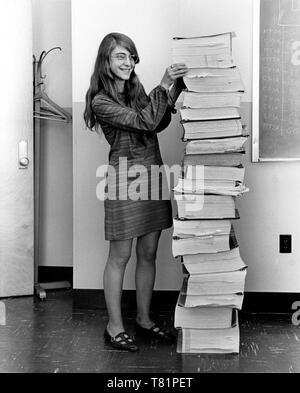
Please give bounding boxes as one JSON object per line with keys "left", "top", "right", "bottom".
{"left": 103, "top": 238, "right": 133, "bottom": 337}
{"left": 135, "top": 230, "right": 161, "bottom": 328}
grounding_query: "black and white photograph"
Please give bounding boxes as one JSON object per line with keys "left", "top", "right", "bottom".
{"left": 0, "top": 0, "right": 300, "bottom": 381}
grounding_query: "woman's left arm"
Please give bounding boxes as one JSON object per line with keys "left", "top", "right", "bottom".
{"left": 155, "top": 108, "right": 172, "bottom": 133}
{"left": 168, "top": 77, "right": 187, "bottom": 107}
{"left": 155, "top": 77, "right": 187, "bottom": 133}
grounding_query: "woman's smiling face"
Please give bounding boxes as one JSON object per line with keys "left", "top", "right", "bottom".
{"left": 109, "top": 45, "right": 135, "bottom": 82}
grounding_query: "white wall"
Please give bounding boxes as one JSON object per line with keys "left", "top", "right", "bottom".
{"left": 32, "top": 0, "right": 73, "bottom": 267}
{"left": 32, "top": 0, "right": 72, "bottom": 107}
{"left": 72, "top": 0, "right": 300, "bottom": 292}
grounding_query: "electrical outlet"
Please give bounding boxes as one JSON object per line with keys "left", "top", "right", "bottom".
{"left": 279, "top": 234, "right": 292, "bottom": 254}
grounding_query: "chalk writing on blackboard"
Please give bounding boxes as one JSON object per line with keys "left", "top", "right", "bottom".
{"left": 253, "top": 0, "right": 300, "bottom": 161}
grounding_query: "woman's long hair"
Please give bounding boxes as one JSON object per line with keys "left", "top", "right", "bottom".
{"left": 84, "top": 32, "right": 147, "bottom": 131}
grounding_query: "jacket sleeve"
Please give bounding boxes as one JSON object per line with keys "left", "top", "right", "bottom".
{"left": 155, "top": 79, "right": 186, "bottom": 134}
{"left": 92, "top": 85, "right": 170, "bottom": 133}
{"left": 155, "top": 108, "right": 172, "bottom": 133}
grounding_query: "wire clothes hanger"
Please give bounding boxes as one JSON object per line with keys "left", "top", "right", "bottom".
{"left": 33, "top": 47, "right": 72, "bottom": 123}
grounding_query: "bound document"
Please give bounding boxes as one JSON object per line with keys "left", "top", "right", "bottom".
{"left": 172, "top": 233, "right": 230, "bottom": 257}
{"left": 173, "top": 217, "right": 231, "bottom": 238}
{"left": 177, "top": 291, "right": 244, "bottom": 309}
{"left": 182, "top": 247, "right": 246, "bottom": 275}
{"left": 172, "top": 219, "right": 232, "bottom": 257}
{"left": 172, "top": 32, "right": 235, "bottom": 68}
{"left": 180, "top": 106, "right": 241, "bottom": 121}
{"left": 183, "top": 151, "right": 245, "bottom": 167}
{"left": 185, "top": 136, "right": 248, "bottom": 155}
{"left": 183, "top": 269, "right": 247, "bottom": 296}
{"left": 174, "top": 193, "right": 237, "bottom": 219}
{"left": 174, "top": 302, "right": 235, "bottom": 329}
{"left": 182, "top": 91, "right": 243, "bottom": 109}
{"left": 181, "top": 119, "right": 245, "bottom": 140}
{"left": 173, "top": 177, "right": 249, "bottom": 197}
{"left": 177, "top": 310, "right": 240, "bottom": 354}
{"left": 184, "top": 164, "right": 245, "bottom": 182}
{"left": 184, "top": 67, "right": 245, "bottom": 93}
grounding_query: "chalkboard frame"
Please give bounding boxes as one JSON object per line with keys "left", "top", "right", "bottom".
{"left": 252, "top": 0, "right": 300, "bottom": 162}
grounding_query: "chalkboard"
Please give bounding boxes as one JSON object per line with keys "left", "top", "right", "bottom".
{"left": 252, "top": 0, "right": 300, "bottom": 161}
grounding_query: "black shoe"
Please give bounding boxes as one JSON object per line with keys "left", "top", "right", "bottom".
{"left": 135, "top": 322, "right": 176, "bottom": 343}
{"left": 104, "top": 329, "right": 139, "bottom": 352}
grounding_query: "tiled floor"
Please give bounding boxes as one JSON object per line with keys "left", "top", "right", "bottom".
{"left": 0, "top": 290, "right": 299, "bottom": 373}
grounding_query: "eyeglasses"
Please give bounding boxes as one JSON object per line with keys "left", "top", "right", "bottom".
{"left": 111, "top": 53, "right": 138, "bottom": 64}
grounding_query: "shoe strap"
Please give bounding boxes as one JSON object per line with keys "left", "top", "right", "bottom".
{"left": 150, "top": 325, "right": 169, "bottom": 336}
{"left": 113, "top": 331, "right": 134, "bottom": 343}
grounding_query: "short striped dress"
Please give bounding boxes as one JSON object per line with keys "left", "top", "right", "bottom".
{"left": 92, "top": 84, "right": 176, "bottom": 240}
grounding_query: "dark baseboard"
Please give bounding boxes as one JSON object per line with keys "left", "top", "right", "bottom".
{"left": 242, "top": 292, "right": 300, "bottom": 313}
{"left": 73, "top": 289, "right": 178, "bottom": 311}
{"left": 38, "top": 266, "right": 73, "bottom": 287}
{"left": 73, "top": 289, "right": 300, "bottom": 314}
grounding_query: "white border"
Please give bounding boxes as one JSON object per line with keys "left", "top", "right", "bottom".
{"left": 252, "top": 0, "right": 260, "bottom": 162}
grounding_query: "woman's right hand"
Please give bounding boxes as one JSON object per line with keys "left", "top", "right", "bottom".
{"left": 160, "top": 63, "right": 188, "bottom": 90}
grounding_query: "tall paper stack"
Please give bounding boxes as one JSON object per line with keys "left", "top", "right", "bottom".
{"left": 171, "top": 32, "right": 249, "bottom": 354}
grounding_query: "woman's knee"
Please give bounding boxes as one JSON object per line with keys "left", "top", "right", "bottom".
{"left": 136, "top": 231, "right": 160, "bottom": 263}
{"left": 107, "top": 239, "right": 132, "bottom": 269}
{"left": 136, "top": 245, "right": 157, "bottom": 263}
{"left": 107, "top": 254, "right": 131, "bottom": 269}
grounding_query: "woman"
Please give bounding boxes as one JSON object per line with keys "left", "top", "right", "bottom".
{"left": 84, "top": 32, "right": 187, "bottom": 352}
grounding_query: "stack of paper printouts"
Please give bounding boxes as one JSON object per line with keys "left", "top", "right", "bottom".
{"left": 171, "top": 32, "right": 249, "bottom": 354}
